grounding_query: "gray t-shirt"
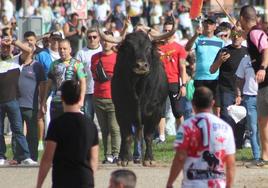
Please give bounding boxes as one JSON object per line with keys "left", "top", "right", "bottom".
{"left": 18, "top": 60, "right": 46, "bottom": 109}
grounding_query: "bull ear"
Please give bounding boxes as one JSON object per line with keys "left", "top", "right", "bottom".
{"left": 97, "top": 24, "right": 123, "bottom": 44}
{"left": 150, "top": 14, "right": 176, "bottom": 42}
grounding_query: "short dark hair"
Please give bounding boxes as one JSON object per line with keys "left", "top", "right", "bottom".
{"left": 87, "top": 27, "right": 98, "bottom": 35}
{"left": 240, "top": 5, "right": 257, "bottom": 22}
{"left": 70, "top": 13, "right": 79, "bottom": 20}
{"left": 23, "top": 31, "right": 36, "bottom": 39}
{"left": 164, "top": 16, "right": 175, "bottom": 26}
{"left": 192, "top": 87, "right": 214, "bottom": 109}
{"left": 111, "top": 169, "right": 137, "bottom": 188}
{"left": 59, "top": 39, "right": 71, "bottom": 46}
{"left": 60, "top": 80, "right": 81, "bottom": 105}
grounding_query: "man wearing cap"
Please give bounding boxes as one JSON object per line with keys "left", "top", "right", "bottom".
{"left": 186, "top": 16, "right": 224, "bottom": 113}
{"left": 48, "top": 32, "right": 62, "bottom": 61}
{"left": 76, "top": 27, "right": 102, "bottom": 122}
{"left": 37, "top": 31, "right": 63, "bottom": 151}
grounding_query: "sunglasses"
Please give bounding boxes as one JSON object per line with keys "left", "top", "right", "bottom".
{"left": 220, "top": 34, "right": 228, "bottom": 38}
{"left": 88, "top": 35, "right": 98, "bottom": 40}
{"left": 231, "top": 31, "right": 243, "bottom": 37}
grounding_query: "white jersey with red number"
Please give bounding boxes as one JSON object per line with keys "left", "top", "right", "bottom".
{"left": 174, "top": 112, "right": 235, "bottom": 188}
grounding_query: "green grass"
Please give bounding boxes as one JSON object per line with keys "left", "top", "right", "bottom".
{"left": 5, "top": 136, "right": 253, "bottom": 162}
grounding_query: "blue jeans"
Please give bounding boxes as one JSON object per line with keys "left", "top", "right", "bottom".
{"left": 0, "top": 100, "right": 30, "bottom": 160}
{"left": 179, "top": 97, "right": 193, "bottom": 120}
{"left": 83, "top": 94, "right": 95, "bottom": 121}
{"left": 243, "top": 95, "right": 261, "bottom": 160}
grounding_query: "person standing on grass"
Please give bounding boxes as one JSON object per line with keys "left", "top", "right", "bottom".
{"left": 36, "top": 80, "right": 99, "bottom": 188}
{"left": 166, "top": 87, "right": 235, "bottom": 188}
{"left": 239, "top": 5, "right": 268, "bottom": 168}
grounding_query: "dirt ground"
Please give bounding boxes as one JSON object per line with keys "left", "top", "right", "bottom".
{"left": 0, "top": 163, "right": 267, "bottom": 188}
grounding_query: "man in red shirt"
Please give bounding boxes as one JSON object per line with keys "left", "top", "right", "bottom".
{"left": 91, "top": 31, "right": 120, "bottom": 164}
{"left": 157, "top": 18, "right": 188, "bottom": 143}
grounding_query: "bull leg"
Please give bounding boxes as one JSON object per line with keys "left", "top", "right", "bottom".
{"left": 119, "top": 128, "right": 133, "bottom": 166}
{"left": 143, "top": 132, "right": 155, "bottom": 167}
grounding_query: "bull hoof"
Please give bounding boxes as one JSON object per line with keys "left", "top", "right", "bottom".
{"left": 150, "top": 160, "right": 157, "bottom": 167}
{"left": 143, "top": 160, "right": 151, "bottom": 167}
{"left": 120, "top": 160, "right": 134, "bottom": 167}
{"left": 121, "top": 161, "right": 128, "bottom": 167}
{"left": 143, "top": 160, "right": 157, "bottom": 167}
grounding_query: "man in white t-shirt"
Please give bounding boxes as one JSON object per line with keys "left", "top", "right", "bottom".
{"left": 76, "top": 28, "right": 102, "bottom": 122}
{"left": 94, "top": 0, "right": 111, "bottom": 24}
{"left": 236, "top": 55, "right": 261, "bottom": 167}
{"left": 166, "top": 87, "right": 235, "bottom": 188}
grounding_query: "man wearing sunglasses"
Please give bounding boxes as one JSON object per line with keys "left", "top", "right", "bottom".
{"left": 240, "top": 5, "right": 268, "bottom": 168}
{"left": 76, "top": 28, "right": 102, "bottom": 123}
{"left": 210, "top": 27, "right": 248, "bottom": 149}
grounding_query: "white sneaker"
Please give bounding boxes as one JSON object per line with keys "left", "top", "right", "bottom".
{"left": 21, "top": 158, "right": 38, "bottom": 165}
{"left": 0, "top": 159, "right": 6, "bottom": 165}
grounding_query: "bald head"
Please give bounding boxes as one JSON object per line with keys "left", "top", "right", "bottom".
{"left": 192, "top": 87, "right": 214, "bottom": 110}
{"left": 59, "top": 39, "right": 72, "bottom": 60}
{"left": 240, "top": 5, "right": 257, "bottom": 22}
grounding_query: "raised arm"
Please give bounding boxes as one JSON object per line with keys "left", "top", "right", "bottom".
{"left": 185, "top": 26, "right": 202, "bottom": 51}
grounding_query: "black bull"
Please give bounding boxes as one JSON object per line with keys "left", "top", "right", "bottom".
{"left": 111, "top": 31, "right": 168, "bottom": 166}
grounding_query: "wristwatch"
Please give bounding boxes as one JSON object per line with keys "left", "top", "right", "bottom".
{"left": 260, "top": 65, "right": 266, "bottom": 70}
{"left": 181, "top": 83, "right": 186, "bottom": 87}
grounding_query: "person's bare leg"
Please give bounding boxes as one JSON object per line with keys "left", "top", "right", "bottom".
{"left": 176, "top": 116, "right": 184, "bottom": 131}
{"left": 214, "top": 107, "right": 221, "bottom": 117}
{"left": 258, "top": 116, "right": 268, "bottom": 161}
{"left": 158, "top": 118, "right": 166, "bottom": 142}
{"left": 37, "top": 118, "right": 44, "bottom": 150}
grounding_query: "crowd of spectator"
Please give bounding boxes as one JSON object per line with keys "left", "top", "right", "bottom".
{"left": 0, "top": 0, "right": 267, "bottom": 172}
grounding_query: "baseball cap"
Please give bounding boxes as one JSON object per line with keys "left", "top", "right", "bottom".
{"left": 50, "top": 31, "right": 63, "bottom": 39}
{"left": 204, "top": 15, "right": 217, "bottom": 24}
{"left": 227, "top": 105, "right": 247, "bottom": 123}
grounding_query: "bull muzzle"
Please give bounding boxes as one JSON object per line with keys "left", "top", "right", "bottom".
{"left": 133, "top": 61, "right": 150, "bottom": 75}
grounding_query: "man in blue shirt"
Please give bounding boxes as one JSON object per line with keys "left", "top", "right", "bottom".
{"left": 186, "top": 16, "right": 224, "bottom": 107}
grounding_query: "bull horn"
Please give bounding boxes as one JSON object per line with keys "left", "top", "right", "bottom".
{"left": 97, "top": 24, "right": 123, "bottom": 44}
{"left": 150, "top": 14, "right": 176, "bottom": 42}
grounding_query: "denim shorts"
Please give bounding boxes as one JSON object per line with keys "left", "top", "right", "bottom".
{"left": 257, "top": 86, "right": 268, "bottom": 117}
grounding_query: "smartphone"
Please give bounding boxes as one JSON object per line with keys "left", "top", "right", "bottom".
{"left": 221, "top": 48, "right": 228, "bottom": 53}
